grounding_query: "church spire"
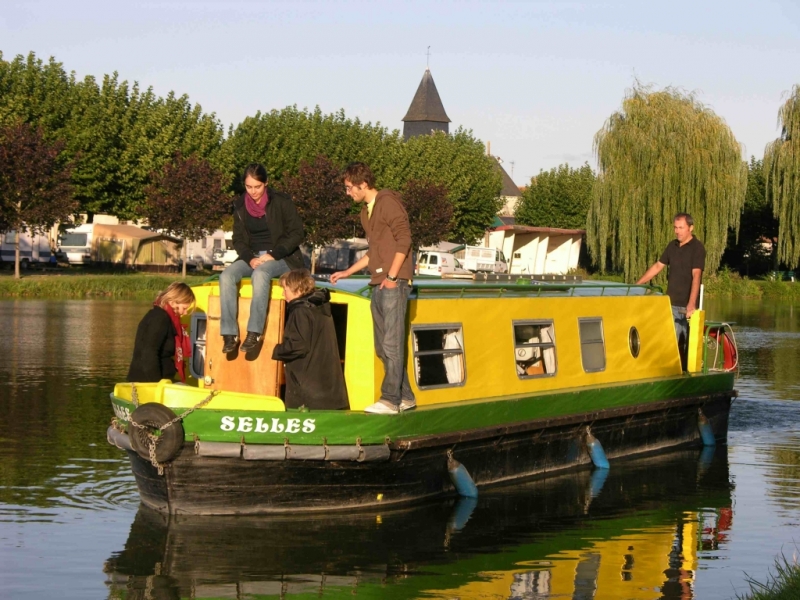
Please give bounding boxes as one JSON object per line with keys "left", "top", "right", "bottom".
{"left": 402, "top": 68, "right": 451, "bottom": 140}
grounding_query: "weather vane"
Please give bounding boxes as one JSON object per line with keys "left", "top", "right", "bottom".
{"left": 426, "top": 46, "right": 431, "bottom": 68}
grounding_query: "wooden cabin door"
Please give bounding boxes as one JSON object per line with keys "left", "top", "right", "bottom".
{"left": 204, "top": 294, "right": 285, "bottom": 396}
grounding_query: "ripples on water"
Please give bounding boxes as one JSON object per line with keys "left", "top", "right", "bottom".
{"left": 1, "top": 298, "right": 799, "bottom": 599}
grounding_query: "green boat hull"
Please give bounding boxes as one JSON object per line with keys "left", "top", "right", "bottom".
{"left": 109, "top": 373, "right": 735, "bottom": 514}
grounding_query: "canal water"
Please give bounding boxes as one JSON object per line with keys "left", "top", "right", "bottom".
{"left": 0, "top": 298, "right": 799, "bottom": 599}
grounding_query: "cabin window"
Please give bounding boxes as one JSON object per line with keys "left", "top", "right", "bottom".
{"left": 629, "top": 326, "right": 641, "bottom": 358}
{"left": 579, "top": 318, "right": 606, "bottom": 372}
{"left": 189, "top": 313, "right": 207, "bottom": 379}
{"left": 412, "top": 325, "right": 465, "bottom": 388}
{"left": 429, "top": 255, "right": 438, "bottom": 266}
{"left": 513, "top": 321, "right": 557, "bottom": 378}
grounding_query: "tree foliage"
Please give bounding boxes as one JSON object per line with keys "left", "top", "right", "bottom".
{"left": 765, "top": 85, "right": 800, "bottom": 268}
{"left": 393, "top": 130, "right": 502, "bottom": 243}
{"left": 142, "top": 153, "right": 231, "bottom": 276}
{"left": 228, "top": 106, "right": 399, "bottom": 192}
{"left": 0, "top": 51, "right": 232, "bottom": 220}
{"left": 402, "top": 179, "right": 453, "bottom": 248}
{"left": 515, "top": 163, "right": 594, "bottom": 230}
{"left": 279, "top": 154, "right": 358, "bottom": 272}
{"left": 587, "top": 85, "right": 747, "bottom": 281}
{"left": 721, "top": 157, "right": 778, "bottom": 275}
{"left": 0, "top": 122, "right": 75, "bottom": 277}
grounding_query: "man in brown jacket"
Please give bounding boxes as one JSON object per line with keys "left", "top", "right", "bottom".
{"left": 330, "top": 162, "right": 416, "bottom": 414}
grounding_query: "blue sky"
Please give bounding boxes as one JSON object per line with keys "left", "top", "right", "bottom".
{"left": 3, "top": 0, "right": 799, "bottom": 185}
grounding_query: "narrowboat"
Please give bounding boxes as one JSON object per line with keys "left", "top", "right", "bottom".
{"left": 106, "top": 274, "right": 738, "bottom": 515}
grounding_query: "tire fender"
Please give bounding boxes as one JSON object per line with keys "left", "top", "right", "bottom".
{"left": 128, "top": 403, "right": 184, "bottom": 463}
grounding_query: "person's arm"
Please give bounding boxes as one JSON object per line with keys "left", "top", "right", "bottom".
{"left": 380, "top": 252, "right": 408, "bottom": 289}
{"left": 272, "top": 311, "right": 311, "bottom": 362}
{"left": 270, "top": 194, "right": 305, "bottom": 261}
{"left": 636, "top": 261, "right": 665, "bottom": 285}
{"left": 330, "top": 254, "right": 369, "bottom": 284}
{"left": 131, "top": 311, "right": 171, "bottom": 382}
{"left": 686, "top": 268, "right": 703, "bottom": 317}
{"left": 231, "top": 204, "right": 255, "bottom": 264}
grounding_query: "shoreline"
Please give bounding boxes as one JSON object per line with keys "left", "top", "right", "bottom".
{"left": 0, "top": 270, "right": 796, "bottom": 300}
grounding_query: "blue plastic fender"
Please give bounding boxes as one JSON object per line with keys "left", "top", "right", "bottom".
{"left": 585, "top": 427, "right": 610, "bottom": 469}
{"left": 697, "top": 408, "right": 717, "bottom": 447}
{"left": 447, "top": 454, "right": 479, "bottom": 498}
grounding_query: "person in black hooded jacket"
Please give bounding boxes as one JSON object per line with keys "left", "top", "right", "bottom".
{"left": 272, "top": 269, "right": 349, "bottom": 410}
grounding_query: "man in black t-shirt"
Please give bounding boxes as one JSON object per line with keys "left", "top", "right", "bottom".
{"left": 637, "top": 213, "right": 706, "bottom": 365}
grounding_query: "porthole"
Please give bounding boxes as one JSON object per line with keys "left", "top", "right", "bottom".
{"left": 629, "top": 326, "right": 641, "bottom": 358}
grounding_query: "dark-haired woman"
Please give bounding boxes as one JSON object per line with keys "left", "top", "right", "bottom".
{"left": 128, "top": 283, "right": 196, "bottom": 383}
{"left": 220, "top": 163, "right": 305, "bottom": 354}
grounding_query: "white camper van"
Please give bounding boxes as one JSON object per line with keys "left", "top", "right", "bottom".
{"left": 453, "top": 245, "right": 508, "bottom": 273}
{"left": 1, "top": 230, "right": 53, "bottom": 268}
{"left": 57, "top": 224, "right": 94, "bottom": 265}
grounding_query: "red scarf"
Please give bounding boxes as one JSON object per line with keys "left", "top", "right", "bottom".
{"left": 161, "top": 303, "right": 192, "bottom": 382}
{"left": 245, "top": 190, "right": 268, "bottom": 218}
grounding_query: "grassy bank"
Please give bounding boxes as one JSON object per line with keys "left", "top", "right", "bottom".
{"left": 738, "top": 553, "right": 800, "bottom": 600}
{"left": 0, "top": 272, "right": 210, "bottom": 299}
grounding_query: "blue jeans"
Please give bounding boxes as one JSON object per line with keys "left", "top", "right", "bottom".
{"left": 672, "top": 305, "right": 688, "bottom": 369}
{"left": 220, "top": 258, "right": 290, "bottom": 336}
{"left": 371, "top": 281, "right": 416, "bottom": 406}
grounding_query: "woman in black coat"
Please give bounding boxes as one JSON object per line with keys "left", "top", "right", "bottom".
{"left": 272, "top": 270, "right": 349, "bottom": 410}
{"left": 127, "top": 283, "right": 196, "bottom": 383}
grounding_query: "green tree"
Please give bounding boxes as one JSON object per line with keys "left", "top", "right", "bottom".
{"left": 515, "top": 163, "right": 594, "bottom": 230}
{"left": 587, "top": 85, "right": 747, "bottom": 281}
{"left": 764, "top": 85, "right": 800, "bottom": 268}
{"left": 394, "top": 129, "right": 502, "bottom": 243}
{"left": 227, "top": 106, "right": 400, "bottom": 192}
{"left": 721, "top": 158, "right": 778, "bottom": 275}
{"left": 402, "top": 179, "right": 453, "bottom": 248}
{"left": 0, "top": 52, "right": 73, "bottom": 133}
{"left": 142, "top": 153, "right": 231, "bottom": 277}
{"left": 0, "top": 122, "right": 75, "bottom": 278}
{"left": 280, "top": 155, "right": 358, "bottom": 273}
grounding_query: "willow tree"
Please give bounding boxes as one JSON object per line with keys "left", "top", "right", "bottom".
{"left": 587, "top": 85, "right": 747, "bottom": 281}
{"left": 764, "top": 85, "right": 800, "bottom": 268}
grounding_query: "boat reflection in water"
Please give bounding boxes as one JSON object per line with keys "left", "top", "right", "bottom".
{"left": 105, "top": 447, "right": 733, "bottom": 600}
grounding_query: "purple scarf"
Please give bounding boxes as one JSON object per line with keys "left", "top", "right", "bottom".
{"left": 245, "top": 190, "right": 268, "bottom": 218}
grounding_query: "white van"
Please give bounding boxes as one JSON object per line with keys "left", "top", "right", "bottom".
{"left": 416, "top": 251, "right": 469, "bottom": 276}
{"left": 453, "top": 245, "right": 508, "bottom": 273}
{"left": 1, "top": 230, "right": 53, "bottom": 268}
{"left": 57, "top": 224, "right": 94, "bottom": 265}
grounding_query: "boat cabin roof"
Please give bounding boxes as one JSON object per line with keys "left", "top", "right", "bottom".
{"left": 316, "top": 274, "right": 657, "bottom": 299}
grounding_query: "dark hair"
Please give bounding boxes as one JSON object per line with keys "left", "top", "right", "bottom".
{"left": 673, "top": 213, "right": 694, "bottom": 227}
{"left": 280, "top": 269, "right": 316, "bottom": 297}
{"left": 341, "top": 162, "right": 376, "bottom": 189}
{"left": 243, "top": 163, "right": 268, "bottom": 185}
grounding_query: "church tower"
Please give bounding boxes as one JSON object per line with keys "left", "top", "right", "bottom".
{"left": 402, "top": 68, "right": 451, "bottom": 140}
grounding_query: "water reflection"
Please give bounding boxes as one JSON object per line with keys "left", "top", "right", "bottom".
{"left": 105, "top": 448, "right": 733, "bottom": 599}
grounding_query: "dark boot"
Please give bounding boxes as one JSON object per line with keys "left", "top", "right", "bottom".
{"left": 240, "top": 331, "right": 262, "bottom": 353}
{"left": 222, "top": 335, "right": 239, "bottom": 354}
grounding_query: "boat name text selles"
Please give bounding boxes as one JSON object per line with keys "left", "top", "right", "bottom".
{"left": 220, "top": 416, "right": 316, "bottom": 434}
{"left": 113, "top": 403, "right": 132, "bottom": 421}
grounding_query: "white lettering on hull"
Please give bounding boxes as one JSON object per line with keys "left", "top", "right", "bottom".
{"left": 220, "top": 416, "right": 316, "bottom": 434}
{"left": 113, "top": 404, "right": 132, "bottom": 421}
